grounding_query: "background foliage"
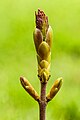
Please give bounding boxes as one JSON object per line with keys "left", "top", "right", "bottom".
{"left": 0, "top": 0, "right": 80, "bottom": 120}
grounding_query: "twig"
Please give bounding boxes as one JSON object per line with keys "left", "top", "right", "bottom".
{"left": 20, "top": 9, "right": 63, "bottom": 120}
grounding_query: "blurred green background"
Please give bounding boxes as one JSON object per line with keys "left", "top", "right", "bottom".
{"left": 0, "top": 0, "right": 80, "bottom": 120}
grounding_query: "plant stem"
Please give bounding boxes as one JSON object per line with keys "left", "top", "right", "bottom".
{"left": 39, "top": 82, "right": 47, "bottom": 120}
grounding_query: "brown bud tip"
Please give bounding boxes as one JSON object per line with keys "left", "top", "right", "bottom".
{"left": 35, "top": 9, "right": 49, "bottom": 39}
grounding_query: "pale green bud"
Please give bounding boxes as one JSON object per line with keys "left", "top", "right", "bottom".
{"left": 33, "top": 28, "right": 43, "bottom": 53}
{"left": 34, "top": 9, "right": 53, "bottom": 83}
{"left": 38, "top": 68, "right": 50, "bottom": 83}
{"left": 39, "top": 60, "right": 49, "bottom": 69}
{"left": 38, "top": 41, "right": 50, "bottom": 59}
{"left": 46, "top": 77, "right": 63, "bottom": 101}
{"left": 46, "top": 26, "right": 53, "bottom": 48}
{"left": 53, "top": 77, "right": 63, "bottom": 90}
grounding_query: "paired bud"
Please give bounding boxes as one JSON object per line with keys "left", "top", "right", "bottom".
{"left": 20, "top": 76, "right": 40, "bottom": 101}
{"left": 33, "top": 9, "right": 53, "bottom": 83}
{"left": 46, "top": 77, "right": 63, "bottom": 102}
